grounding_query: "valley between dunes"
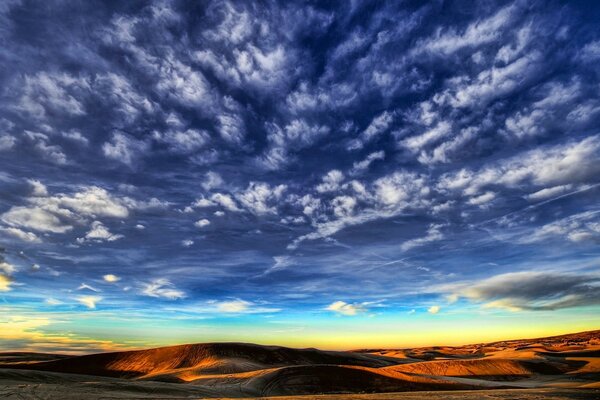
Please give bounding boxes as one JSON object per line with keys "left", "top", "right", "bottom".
{"left": 0, "top": 330, "right": 599, "bottom": 399}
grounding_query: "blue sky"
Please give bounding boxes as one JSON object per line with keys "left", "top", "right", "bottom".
{"left": 0, "top": 0, "right": 600, "bottom": 352}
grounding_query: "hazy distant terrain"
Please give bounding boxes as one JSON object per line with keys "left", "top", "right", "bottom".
{"left": 1, "top": 330, "right": 599, "bottom": 399}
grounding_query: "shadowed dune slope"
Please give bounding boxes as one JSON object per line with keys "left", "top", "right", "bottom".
{"left": 9, "top": 342, "right": 397, "bottom": 378}
{"left": 191, "top": 365, "right": 479, "bottom": 397}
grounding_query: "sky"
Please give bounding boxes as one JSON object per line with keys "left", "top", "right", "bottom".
{"left": 0, "top": 0, "right": 600, "bottom": 354}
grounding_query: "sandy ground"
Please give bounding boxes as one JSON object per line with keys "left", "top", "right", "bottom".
{"left": 0, "top": 330, "right": 598, "bottom": 399}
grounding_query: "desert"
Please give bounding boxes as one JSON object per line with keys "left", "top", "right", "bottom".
{"left": 1, "top": 330, "right": 599, "bottom": 399}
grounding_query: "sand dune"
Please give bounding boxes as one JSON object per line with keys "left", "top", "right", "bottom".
{"left": 1, "top": 330, "right": 599, "bottom": 398}
{"left": 8, "top": 342, "right": 395, "bottom": 378}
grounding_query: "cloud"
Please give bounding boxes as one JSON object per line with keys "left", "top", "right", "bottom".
{"left": 77, "top": 296, "right": 102, "bottom": 309}
{"left": 194, "top": 218, "right": 210, "bottom": 228}
{"left": 350, "top": 151, "right": 385, "bottom": 175}
{"left": 103, "top": 274, "right": 120, "bottom": 283}
{"left": 417, "top": 4, "right": 515, "bottom": 56}
{"left": 217, "top": 299, "right": 251, "bottom": 313}
{"left": 522, "top": 211, "right": 600, "bottom": 244}
{"left": 236, "top": 182, "right": 286, "bottom": 215}
{"left": 401, "top": 121, "right": 452, "bottom": 153}
{"left": 0, "top": 227, "right": 41, "bottom": 242}
{"left": 467, "top": 191, "right": 496, "bottom": 207}
{"left": 155, "top": 128, "right": 209, "bottom": 153}
{"left": 201, "top": 171, "right": 224, "bottom": 191}
{"left": 401, "top": 224, "right": 445, "bottom": 251}
{"left": 181, "top": 239, "right": 194, "bottom": 247}
{"left": 77, "top": 283, "right": 100, "bottom": 292}
{"left": 0, "top": 134, "right": 16, "bottom": 151}
{"left": 214, "top": 299, "right": 281, "bottom": 314}
{"left": 0, "top": 315, "right": 131, "bottom": 354}
{"left": 142, "top": 278, "right": 185, "bottom": 300}
{"left": 0, "top": 274, "right": 13, "bottom": 291}
{"left": 24, "top": 131, "right": 68, "bottom": 165}
{"left": 525, "top": 185, "right": 574, "bottom": 202}
{"left": 1, "top": 206, "right": 73, "bottom": 233}
{"left": 428, "top": 305, "right": 440, "bottom": 314}
{"left": 0, "top": 261, "right": 15, "bottom": 275}
{"left": 28, "top": 179, "right": 48, "bottom": 197}
{"left": 78, "top": 221, "right": 123, "bottom": 243}
{"left": 348, "top": 111, "right": 395, "bottom": 150}
{"left": 45, "top": 298, "right": 63, "bottom": 306}
{"left": 316, "top": 170, "right": 345, "bottom": 193}
{"left": 102, "top": 131, "right": 149, "bottom": 166}
{"left": 325, "top": 301, "right": 368, "bottom": 316}
{"left": 438, "top": 136, "right": 600, "bottom": 196}
{"left": 440, "top": 271, "right": 600, "bottom": 311}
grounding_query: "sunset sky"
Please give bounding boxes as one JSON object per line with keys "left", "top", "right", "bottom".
{"left": 1, "top": 0, "right": 599, "bottom": 353}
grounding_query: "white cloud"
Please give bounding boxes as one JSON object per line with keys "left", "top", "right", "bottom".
{"left": 236, "top": 182, "right": 286, "bottom": 215}
{"left": 201, "top": 171, "right": 224, "bottom": 191}
{"left": 332, "top": 195, "right": 356, "bottom": 218}
{"left": 142, "top": 278, "right": 185, "bottom": 300}
{"left": 156, "top": 56, "right": 213, "bottom": 108}
{"left": 18, "top": 71, "right": 88, "bottom": 119}
{"left": 523, "top": 211, "right": 600, "bottom": 244}
{"left": 0, "top": 185, "right": 153, "bottom": 239}
{"left": 0, "top": 261, "right": 15, "bottom": 275}
{"left": 217, "top": 299, "right": 251, "bottom": 313}
{"left": 77, "top": 283, "right": 100, "bottom": 292}
{"left": 1, "top": 206, "right": 72, "bottom": 233}
{"left": 0, "top": 135, "right": 16, "bottom": 151}
{"left": 401, "top": 224, "right": 445, "bottom": 251}
{"left": 348, "top": 111, "right": 394, "bottom": 150}
{"left": 103, "top": 274, "right": 120, "bottom": 283}
{"left": 182, "top": 239, "right": 194, "bottom": 247}
{"left": 78, "top": 221, "right": 123, "bottom": 243}
{"left": 156, "top": 128, "right": 209, "bottom": 153}
{"left": 28, "top": 179, "right": 48, "bottom": 196}
{"left": 525, "top": 185, "right": 573, "bottom": 202}
{"left": 438, "top": 136, "right": 600, "bottom": 196}
{"left": 45, "top": 298, "right": 63, "bottom": 306}
{"left": 0, "top": 227, "right": 41, "bottom": 242}
{"left": 195, "top": 218, "right": 210, "bottom": 228}
{"left": 401, "top": 121, "right": 452, "bottom": 153}
{"left": 325, "top": 301, "right": 368, "bottom": 316}
{"left": 46, "top": 186, "right": 129, "bottom": 218}
{"left": 102, "top": 131, "right": 149, "bottom": 166}
{"left": 418, "top": 4, "right": 515, "bottom": 56}
{"left": 468, "top": 191, "right": 496, "bottom": 207}
{"left": 428, "top": 305, "right": 441, "bottom": 314}
{"left": 211, "top": 193, "right": 241, "bottom": 212}
{"left": 291, "top": 171, "right": 431, "bottom": 249}
{"left": 77, "top": 296, "right": 101, "bottom": 309}
{"left": 25, "top": 131, "right": 68, "bottom": 165}
{"left": 260, "top": 119, "right": 330, "bottom": 169}
{"left": 218, "top": 113, "right": 246, "bottom": 144}
{"left": 350, "top": 151, "right": 385, "bottom": 175}
{"left": 213, "top": 299, "right": 281, "bottom": 314}
{"left": 316, "top": 170, "right": 344, "bottom": 193}
{"left": 61, "top": 130, "right": 89, "bottom": 145}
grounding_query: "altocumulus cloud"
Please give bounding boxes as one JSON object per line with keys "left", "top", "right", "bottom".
{"left": 0, "top": 0, "right": 599, "bottom": 341}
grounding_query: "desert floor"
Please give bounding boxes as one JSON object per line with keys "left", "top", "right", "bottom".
{"left": 1, "top": 330, "right": 599, "bottom": 399}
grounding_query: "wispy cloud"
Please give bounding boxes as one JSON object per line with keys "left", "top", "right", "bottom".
{"left": 142, "top": 279, "right": 185, "bottom": 300}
